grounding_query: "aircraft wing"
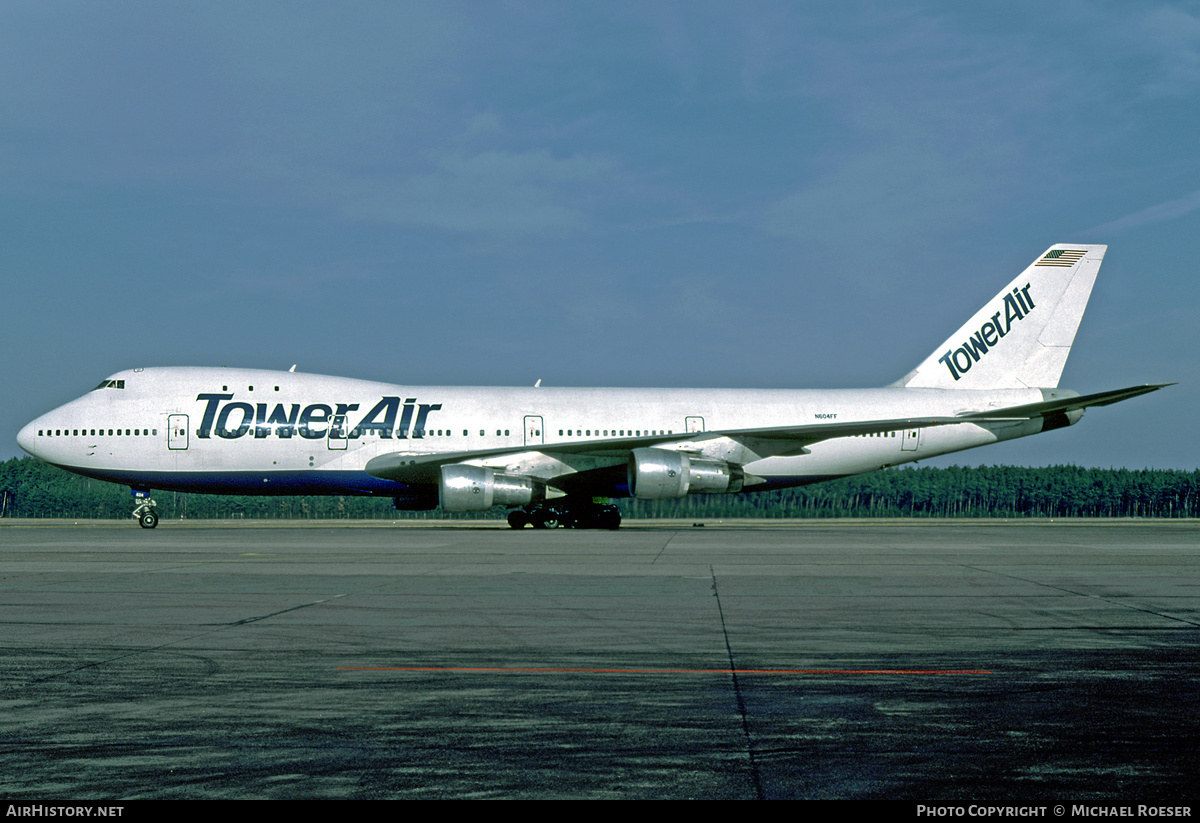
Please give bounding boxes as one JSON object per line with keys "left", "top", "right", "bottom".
{"left": 364, "top": 430, "right": 709, "bottom": 483}
{"left": 364, "top": 416, "right": 998, "bottom": 483}
{"left": 364, "top": 383, "right": 1172, "bottom": 484}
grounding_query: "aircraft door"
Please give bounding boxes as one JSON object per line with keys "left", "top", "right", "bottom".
{"left": 685, "top": 416, "right": 705, "bottom": 433}
{"left": 524, "top": 415, "right": 544, "bottom": 446}
{"left": 901, "top": 428, "right": 920, "bottom": 451}
{"left": 168, "top": 414, "right": 189, "bottom": 450}
{"left": 328, "top": 414, "right": 348, "bottom": 450}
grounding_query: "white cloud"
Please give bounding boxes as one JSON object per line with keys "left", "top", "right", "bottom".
{"left": 335, "top": 147, "right": 621, "bottom": 236}
{"left": 1085, "top": 188, "right": 1200, "bottom": 235}
{"left": 1135, "top": 5, "right": 1200, "bottom": 98}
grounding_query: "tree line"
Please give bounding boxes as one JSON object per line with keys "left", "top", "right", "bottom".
{"left": 1, "top": 456, "right": 1197, "bottom": 521}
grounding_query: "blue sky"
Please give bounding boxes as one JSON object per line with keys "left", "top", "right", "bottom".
{"left": 2, "top": 1, "right": 1196, "bottom": 469}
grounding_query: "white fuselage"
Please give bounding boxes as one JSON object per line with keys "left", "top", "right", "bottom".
{"left": 17, "top": 366, "right": 1052, "bottom": 499}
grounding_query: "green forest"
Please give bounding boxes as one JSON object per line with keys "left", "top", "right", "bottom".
{"left": 2, "top": 456, "right": 1197, "bottom": 521}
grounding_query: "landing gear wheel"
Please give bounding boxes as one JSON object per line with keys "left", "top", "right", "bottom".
{"left": 511, "top": 500, "right": 621, "bottom": 530}
{"left": 532, "top": 513, "right": 559, "bottom": 529}
{"left": 595, "top": 510, "right": 622, "bottom": 530}
{"left": 132, "top": 493, "right": 158, "bottom": 529}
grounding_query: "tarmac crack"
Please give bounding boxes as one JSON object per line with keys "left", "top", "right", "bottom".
{"left": 1, "top": 593, "right": 351, "bottom": 693}
{"left": 961, "top": 564, "right": 1200, "bottom": 628}
{"left": 651, "top": 530, "right": 678, "bottom": 564}
{"left": 226, "top": 593, "right": 349, "bottom": 626}
{"left": 710, "top": 564, "right": 764, "bottom": 800}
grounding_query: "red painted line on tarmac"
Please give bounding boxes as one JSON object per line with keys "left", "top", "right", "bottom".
{"left": 338, "top": 666, "right": 992, "bottom": 675}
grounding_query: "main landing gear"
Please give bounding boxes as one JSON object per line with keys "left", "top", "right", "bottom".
{"left": 132, "top": 491, "right": 159, "bottom": 529}
{"left": 507, "top": 499, "right": 622, "bottom": 530}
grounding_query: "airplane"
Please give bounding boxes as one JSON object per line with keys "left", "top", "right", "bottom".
{"left": 17, "top": 244, "right": 1169, "bottom": 530}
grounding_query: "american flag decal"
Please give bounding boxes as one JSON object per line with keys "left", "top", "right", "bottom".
{"left": 1035, "top": 248, "right": 1086, "bottom": 267}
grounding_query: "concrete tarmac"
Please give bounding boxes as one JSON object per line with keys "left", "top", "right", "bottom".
{"left": 0, "top": 520, "right": 1197, "bottom": 801}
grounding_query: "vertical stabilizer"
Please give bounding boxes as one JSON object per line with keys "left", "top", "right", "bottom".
{"left": 893, "top": 244, "right": 1105, "bottom": 390}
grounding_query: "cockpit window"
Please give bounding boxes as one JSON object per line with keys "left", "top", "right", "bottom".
{"left": 92, "top": 379, "right": 126, "bottom": 390}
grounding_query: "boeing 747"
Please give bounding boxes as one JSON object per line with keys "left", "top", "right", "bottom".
{"left": 17, "top": 245, "right": 1168, "bottom": 529}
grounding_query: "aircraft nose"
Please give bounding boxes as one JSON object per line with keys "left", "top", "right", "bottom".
{"left": 17, "top": 418, "right": 42, "bottom": 457}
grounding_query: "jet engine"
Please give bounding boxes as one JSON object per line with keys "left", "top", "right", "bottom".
{"left": 439, "top": 464, "right": 544, "bottom": 512}
{"left": 627, "top": 448, "right": 743, "bottom": 499}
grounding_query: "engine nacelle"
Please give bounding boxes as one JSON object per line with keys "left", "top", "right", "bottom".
{"left": 627, "top": 448, "right": 743, "bottom": 499}
{"left": 439, "top": 464, "right": 544, "bottom": 512}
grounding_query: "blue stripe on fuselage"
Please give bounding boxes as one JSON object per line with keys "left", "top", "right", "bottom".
{"left": 42, "top": 464, "right": 420, "bottom": 496}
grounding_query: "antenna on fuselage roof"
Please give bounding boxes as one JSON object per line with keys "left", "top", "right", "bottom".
{"left": 289, "top": 365, "right": 297, "bottom": 372}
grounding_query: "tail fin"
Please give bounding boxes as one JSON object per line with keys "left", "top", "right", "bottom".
{"left": 893, "top": 244, "right": 1105, "bottom": 390}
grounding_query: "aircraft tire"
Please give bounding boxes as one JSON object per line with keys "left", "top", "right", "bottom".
{"left": 139, "top": 511, "right": 159, "bottom": 529}
{"left": 507, "top": 511, "right": 528, "bottom": 529}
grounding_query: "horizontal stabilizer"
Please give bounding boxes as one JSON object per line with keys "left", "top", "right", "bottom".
{"left": 957, "top": 383, "right": 1173, "bottom": 421}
